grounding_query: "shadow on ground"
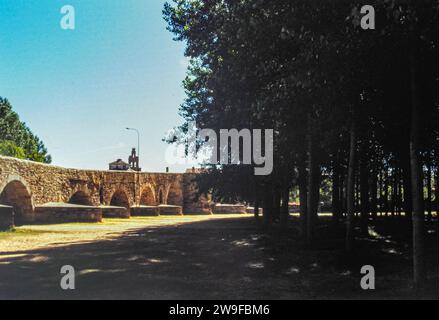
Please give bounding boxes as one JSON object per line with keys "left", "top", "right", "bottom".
{"left": 0, "top": 216, "right": 438, "bottom": 299}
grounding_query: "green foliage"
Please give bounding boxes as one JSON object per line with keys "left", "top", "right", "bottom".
{"left": 0, "top": 141, "right": 25, "bottom": 159}
{"left": 164, "top": 1, "right": 439, "bottom": 213}
{"left": 165, "top": 0, "right": 439, "bottom": 286}
{"left": 0, "top": 97, "right": 51, "bottom": 163}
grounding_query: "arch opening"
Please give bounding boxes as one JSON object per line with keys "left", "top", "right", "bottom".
{"left": 158, "top": 189, "right": 165, "bottom": 205}
{"left": 140, "top": 187, "right": 156, "bottom": 206}
{"left": 0, "top": 180, "right": 33, "bottom": 225}
{"left": 69, "top": 191, "right": 93, "bottom": 206}
{"left": 110, "top": 190, "right": 130, "bottom": 209}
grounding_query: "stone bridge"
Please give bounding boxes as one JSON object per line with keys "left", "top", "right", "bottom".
{"left": 0, "top": 156, "right": 211, "bottom": 227}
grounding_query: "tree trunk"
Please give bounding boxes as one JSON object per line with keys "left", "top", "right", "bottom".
{"left": 298, "top": 152, "right": 308, "bottom": 240}
{"left": 340, "top": 169, "right": 345, "bottom": 216}
{"left": 254, "top": 183, "right": 260, "bottom": 219}
{"left": 392, "top": 166, "right": 398, "bottom": 216}
{"left": 306, "top": 125, "right": 319, "bottom": 245}
{"left": 427, "top": 162, "right": 432, "bottom": 221}
{"left": 332, "top": 157, "right": 341, "bottom": 224}
{"left": 360, "top": 142, "right": 369, "bottom": 235}
{"left": 273, "top": 189, "right": 281, "bottom": 222}
{"left": 384, "top": 170, "right": 389, "bottom": 216}
{"left": 254, "top": 201, "right": 260, "bottom": 219}
{"left": 409, "top": 41, "right": 426, "bottom": 289}
{"left": 398, "top": 168, "right": 403, "bottom": 216}
{"left": 355, "top": 172, "right": 360, "bottom": 217}
{"left": 263, "top": 187, "right": 274, "bottom": 226}
{"left": 403, "top": 157, "right": 413, "bottom": 221}
{"left": 370, "top": 162, "right": 378, "bottom": 219}
{"left": 435, "top": 167, "right": 439, "bottom": 218}
{"left": 280, "top": 187, "right": 290, "bottom": 225}
{"left": 378, "top": 170, "right": 382, "bottom": 215}
{"left": 346, "top": 115, "right": 357, "bottom": 252}
{"left": 313, "top": 168, "right": 321, "bottom": 217}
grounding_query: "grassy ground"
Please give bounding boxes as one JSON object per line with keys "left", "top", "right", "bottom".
{"left": 0, "top": 215, "right": 231, "bottom": 253}
{"left": 0, "top": 214, "right": 438, "bottom": 299}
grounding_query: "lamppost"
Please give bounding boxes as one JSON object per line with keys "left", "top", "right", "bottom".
{"left": 126, "top": 127, "right": 140, "bottom": 163}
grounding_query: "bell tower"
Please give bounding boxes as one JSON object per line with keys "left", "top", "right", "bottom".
{"left": 128, "top": 148, "right": 140, "bottom": 171}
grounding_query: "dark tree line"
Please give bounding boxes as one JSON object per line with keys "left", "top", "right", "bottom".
{"left": 0, "top": 97, "right": 51, "bottom": 163}
{"left": 164, "top": 0, "right": 439, "bottom": 288}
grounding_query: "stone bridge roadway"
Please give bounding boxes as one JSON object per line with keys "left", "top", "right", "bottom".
{"left": 0, "top": 156, "right": 210, "bottom": 227}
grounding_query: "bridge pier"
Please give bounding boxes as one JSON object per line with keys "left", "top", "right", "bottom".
{"left": 101, "top": 205, "right": 130, "bottom": 219}
{"left": 34, "top": 203, "right": 102, "bottom": 224}
{"left": 131, "top": 206, "right": 160, "bottom": 216}
{"left": 0, "top": 205, "right": 14, "bottom": 231}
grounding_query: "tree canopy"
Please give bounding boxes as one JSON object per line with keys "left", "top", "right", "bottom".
{"left": 165, "top": 0, "right": 439, "bottom": 288}
{"left": 0, "top": 97, "right": 51, "bottom": 163}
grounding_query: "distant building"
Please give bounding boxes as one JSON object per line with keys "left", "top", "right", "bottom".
{"left": 109, "top": 159, "right": 130, "bottom": 171}
{"left": 109, "top": 148, "right": 141, "bottom": 171}
{"left": 128, "top": 148, "right": 141, "bottom": 171}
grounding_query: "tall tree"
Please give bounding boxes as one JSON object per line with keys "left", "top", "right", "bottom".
{"left": 0, "top": 97, "right": 51, "bottom": 163}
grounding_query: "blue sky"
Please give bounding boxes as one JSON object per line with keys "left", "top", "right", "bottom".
{"left": 0, "top": 0, "right": 189, "bottom": 172}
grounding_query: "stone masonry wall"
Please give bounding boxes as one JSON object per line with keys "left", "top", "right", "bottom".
{"left": 0, "top": 156, "right": 208, "bottom": 224}
{"left": 0, "top": 205, "right": 14, "bottom": 231}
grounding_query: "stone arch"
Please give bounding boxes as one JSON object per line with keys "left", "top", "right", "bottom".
{"left": 0, "top": 178, "right": 34, "bottom": 225}
{"left": 167, "top": 182, "right": 181, "bottom": 206}
{"left": 140, "top": 185, "right": 156, "bottom": 206}
{"left": 110, "top": 189, "right": 131, "bottom": 209}
{"left": 68, "top": 191, "right": 93, "bottom": 206}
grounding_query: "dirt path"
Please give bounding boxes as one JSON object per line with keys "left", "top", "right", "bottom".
{"left": 0, "top": 215, "right": 438, "bottom": 299}
{"left": 0, "top": 215, "right": 239, "bottom": 254}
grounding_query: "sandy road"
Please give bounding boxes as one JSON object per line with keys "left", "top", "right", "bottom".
{"left": 1, "top": 214, "right": 436, "bottom": 299}
{"left": 0, "top": 215, "right": 245, "bottom": 254}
